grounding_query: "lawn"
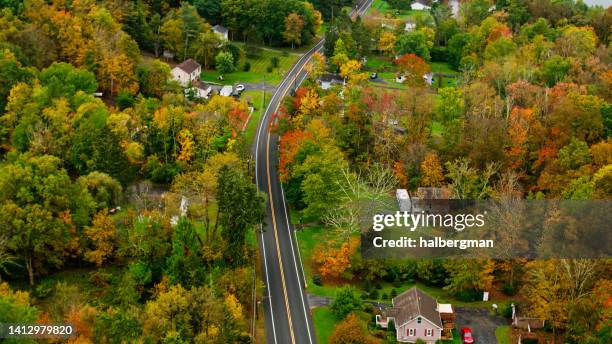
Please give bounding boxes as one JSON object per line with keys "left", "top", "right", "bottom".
{"left": 496, "top": 326, "right": 511, "bottom": 344}
{"left": 200, "top": 44, "right": 300, "bottom": 86}
{"left": 368, "top": 0, "right": 432, "bottom": 21}
{"left": 365, "top": 55, "right": 394, "bottom": 71}
{"left": 296, "top": 225, "right": 495, "bottom": 308}
{"left": 312, "top": 307, "right": 339, "bottom": 344}
{"left": 241, "top": 89, "right": 271, "bottom": 143}
{"left": 430, "top": 62, "right": 459, "bottom": 75}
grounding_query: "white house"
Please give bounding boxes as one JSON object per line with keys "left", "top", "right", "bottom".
{"left": 376, "top": 287, "right": 454, "bottom": 343}
{"left": 172, "top": 59, "right": 201, "bottom": 87}
{"left": 411, "top": 0, "right": 431, "bottom": 11}
{"left": 212, "top": 25, "right": 229, "bottom": 41}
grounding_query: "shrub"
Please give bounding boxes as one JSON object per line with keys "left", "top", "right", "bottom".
{"left": 390, "top": 288, "right": 397, "bottom": 298}
{"left": 266, "top": 66, "right": 273, "bottom": 73}
{"left": 456, "top": 289, "right": 480, "bottom": 302}
{"left": 33, "top": 279, "right": 54, "bottom": 299}
{"left": 116, "top": 91, "right": 135, "bottom": 110}
{"left": 330, "top": 287, "right": 362, "bottom": 319}
{"left": 282, "top": 50, "right": 289, "bottom": 57}
{"left": 381, "top": 293, "right": 388, "bottom": 300}
{"left": 242, "top": 62, "right": 251, "bottom": 72}
{"left": 215, "top": 51, "right": 235, "bottom": 74}
{"left": 270, "top": 56, "right": 280, "bottom": 68}
{"left": 313, "top": 274, "right": 322, "bottom": 286}
{"left": 368, "top": 289, "right": 379, "bottom": 299}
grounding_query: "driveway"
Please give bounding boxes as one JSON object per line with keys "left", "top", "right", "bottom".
{"left": 455, "top": 307, "right": 508, "bottom": 344}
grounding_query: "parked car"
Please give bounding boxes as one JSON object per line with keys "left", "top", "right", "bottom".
{"left": 235, "top": 84, "right": 245, "bottom": 92}
{"left": 460, "top": 327, "right": 474, "bottom": 344}
{"left": 370, "top": 72, "right": 378, "bottom": 80}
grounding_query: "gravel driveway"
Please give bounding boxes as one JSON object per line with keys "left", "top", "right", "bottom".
{"left": 455, "top": 307, "right": 508, "bottom": 344}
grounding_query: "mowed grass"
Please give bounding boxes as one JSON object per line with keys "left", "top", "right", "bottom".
{"left": 241, "top": 89, "right": 271, "bottom": 143}
{"left": 312, "top": 307, "right": 339, "bottom": 344}
{"left": 430, "top": 62, "right": 459, "bottom": 75}
{"left": 200, "top": 45, "right": 300, "bottom": 86}
{"left": 365, "top": 55, "right": 394, "bottom": 71}
{"left": 496, "top": 326, "right": 511, "bottom": 344}
{"left": 296, "top": 225, "right": 495, "bottom": 308}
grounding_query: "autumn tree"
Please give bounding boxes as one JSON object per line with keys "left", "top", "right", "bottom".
{"left": 313, "top": 238, "right": 359, "bottom": 280}
{"left": 378, "top": 31, "right": 396, "bottom": 56}
{"left": 420, "top": 152, "right": 445, "bottom": 187}
{"left": 330, "top": 313, "right": 380, "bottom": 344}
{"left": 0, "top": 155, "right": 76, "bottom": 285}
{"left": 395, "top": 54, "right": 430, "bottom": 85}
{"left": 284, "top": 13, "right": 304, "bottom": 49}
{"left": 84, "top": 210, "right": 117, "bottom": 267}
{"left": 0, "top": 283, "right": 39, "bottom": 326}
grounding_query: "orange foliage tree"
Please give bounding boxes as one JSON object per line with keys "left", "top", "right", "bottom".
{"left": 278, "top": 129, "right": 313, "bottom": 181}
{"left": 395, "top": 53, "right": 430, "bottom": 85}
{"left": 312, "top": 238, "right": 359, "bottom": 280}
{"left": 329, "top": 313, "right": 380, "bottom": 344}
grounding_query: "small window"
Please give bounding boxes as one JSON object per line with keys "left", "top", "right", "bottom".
{"left": 417, "top": 317, "right": 421, "bottom": 324}
{"left": 426, "top": 328, "right": 433, "bottom": 336}
{"left": 407, "top": 328, "right": 415, "bottom": 336}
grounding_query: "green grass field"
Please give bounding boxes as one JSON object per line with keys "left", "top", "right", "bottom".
{"left": 312, "top": 307, "right": 339, "bottom": 344}
{"left": 296, "top": 225, "right": 495, "bottom": 308}
{"left": 241, "top": 89, "right": 271, "bottom": 143}
{"left": 200, "top": 44, "right": 300, "bottom": 86}
{"left": 365, "top": 55, "right": 394, "bottom": 71}
{"left": 430, "top": 62, "right": 459, "bottom": 75}
{"left": 496, "top": 326, "right": 511, "bottom": 344}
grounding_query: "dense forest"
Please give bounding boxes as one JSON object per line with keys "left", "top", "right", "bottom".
{"left": 0, "top": 0, "right": 281, "bottom": 343}
{"left": 276, "top": 0, "right": 611, "bottom": 343}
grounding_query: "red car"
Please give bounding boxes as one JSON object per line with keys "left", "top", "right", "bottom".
{"left": 460, "top": 327, "right": 475, "bottom": 344}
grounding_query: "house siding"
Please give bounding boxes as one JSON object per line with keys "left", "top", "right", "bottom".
{"left": 396, "top": 318, "right": 441, "bottom": 344}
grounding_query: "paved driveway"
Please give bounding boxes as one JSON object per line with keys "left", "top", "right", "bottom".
{"left": 455, "top": 307, "right": 508, "bottom": 344}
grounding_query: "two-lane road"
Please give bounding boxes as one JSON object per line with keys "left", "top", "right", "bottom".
{"left": 254, "top": 1, "right": 373, "bottom": 343}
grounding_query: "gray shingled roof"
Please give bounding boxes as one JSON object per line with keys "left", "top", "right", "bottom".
{"left": 175, "top": 59, "right": 201, "bottom": 74}
{"left": 391, "top": 287, "right": 442, "bottom": 328}
{"left": 212, "top": 25, "right": 229, "bottom": 34}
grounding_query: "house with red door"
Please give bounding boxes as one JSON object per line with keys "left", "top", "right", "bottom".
{"left": 376, "top": 287, "right": 455, "bottom": 343}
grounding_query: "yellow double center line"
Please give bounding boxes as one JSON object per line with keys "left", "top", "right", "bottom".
{"left": 266, "top": 130, "right": 297, "bottom": 344}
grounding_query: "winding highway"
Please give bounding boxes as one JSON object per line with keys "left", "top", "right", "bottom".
{"left": 253, "top": 1, "right": 374, "bottom": 343}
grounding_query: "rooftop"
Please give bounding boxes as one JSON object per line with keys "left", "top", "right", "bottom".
{"left": 212, "top": 25, "right": 229, "bottom": 34}
{"left": 391, "top": 287, "right": 442, "bottom": 328}
{"left": 174, "top": 59, "right": 201, "bottom": 74}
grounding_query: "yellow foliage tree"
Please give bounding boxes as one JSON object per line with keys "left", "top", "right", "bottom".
{"left": 420, "top": 152, "right": 444, "bottom": 187}
{"left": 84, "top": 210, "right": 116, "bottom": 267}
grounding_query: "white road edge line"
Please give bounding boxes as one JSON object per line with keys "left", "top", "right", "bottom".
{"left": 260, "top": 223, "right": 278, "bottom": 344}
{"left": 253, "top": 3, "right": 371, "bottom": 343}
{"left": 279, "top": 181, "right": 313, "bottom": 344}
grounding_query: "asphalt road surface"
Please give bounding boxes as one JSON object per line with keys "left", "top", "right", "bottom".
{"left": 253, "top": 2, "right": 373, "bottom": 343}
